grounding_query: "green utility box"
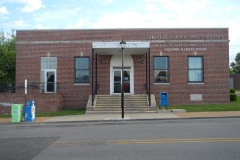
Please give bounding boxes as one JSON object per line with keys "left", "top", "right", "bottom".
{"left": 11, "top": 104, "right": 23, "bottom": 123}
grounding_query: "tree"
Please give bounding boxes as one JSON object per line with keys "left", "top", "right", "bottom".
{"left": 229, "top": 68, "right": 234, "bottom": 74}
{"left": 0, "top": 29, "right": 16, "bottom": 84}
{"left": 230, "top": 52, "right": 240, "bottom": 74}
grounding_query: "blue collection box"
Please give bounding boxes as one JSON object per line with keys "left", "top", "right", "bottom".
{"left": 25, "top": 100, "right": 36, "bottom": 122}
{"left": 160, "top": 92, "right": 168, "bottom": 110}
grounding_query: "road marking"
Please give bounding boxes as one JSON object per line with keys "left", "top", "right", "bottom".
{"left": 53, "top": 138, "right": 240, "bottom": 145}
{"left": 115, "top": 138, "right": 240, "bottom": 144}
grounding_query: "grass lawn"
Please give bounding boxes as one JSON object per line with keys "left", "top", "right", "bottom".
{"left": 170, "top": 97, "right": 240, "bottom": 112}
{"left": 36, "top": 108, "right": 86, "bottom": 117}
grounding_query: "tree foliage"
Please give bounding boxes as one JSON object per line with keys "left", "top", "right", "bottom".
{"left": 0, "top": 29, "right": 16, "bottom": 84}
{"left": 230, "top": 52, "right": 240, "bottom": 74}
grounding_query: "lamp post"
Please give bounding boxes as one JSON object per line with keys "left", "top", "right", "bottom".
{"left": 120, "top": 40, "right": 126, "bottom": 119}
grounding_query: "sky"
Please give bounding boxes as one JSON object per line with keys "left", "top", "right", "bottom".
{"left": 0, "top": 0, "right": 239, "bottom": 63}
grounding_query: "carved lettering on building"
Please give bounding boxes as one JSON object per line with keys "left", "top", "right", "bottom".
{"left": 149, "top": 34, "right": 224, "bottom": 40}
{"left": 157, "top": 43, "right": 219, "bottom": 52}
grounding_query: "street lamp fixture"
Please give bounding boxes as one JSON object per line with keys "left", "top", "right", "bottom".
{"left": 120, "top": 40, "right": 126, "bottom": 119}
{"left": 120, "top": 40, "right": 126, "bottom": 49}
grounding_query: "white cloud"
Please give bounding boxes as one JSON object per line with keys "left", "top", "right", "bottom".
{"left": 12, "top": 19, "right": 26, "bottom": 28}
{"left": 35, "top": 24, "right": 50, "bottom": 29}
{"left": 92, "top": 9, "right": 144, "bottom": 28}
{"left": 34, "top": 10, "right": 66, "bottom": 23}
{"left": 90, "top": 0, "right": 240, "bottom": 64}
{"left": 66, "top": 7, "right": 82, "bottom": 16}
{"left": 91, "top": 0, "right": 216, "bottom": 29}
{"left": 19, "top": 0, "right": 44, "bottom": 12}
{"left": 66, "top": 18, "right": 92, "bottom": 29}
{"left": 100, "top": 0, "right": 113, "bottom": 5}
{"left": 0, "top": 6, "right": 8, "bottom": 15}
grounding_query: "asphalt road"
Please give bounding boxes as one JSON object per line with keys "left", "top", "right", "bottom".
{"left": 0, "top": 118, "right": 240, "bottom": 160}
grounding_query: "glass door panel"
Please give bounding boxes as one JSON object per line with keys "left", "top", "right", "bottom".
{"left": 113, "top": 70, "right": 121, "bottom": 93}
{"left": 124, "top": 70, "right": 130, "bottom": 93}
{"left": 113, "top": 69, "right": 131, "bottom": 94}
{"left": 46, "top": 71, "right": 55, "bottom": 92}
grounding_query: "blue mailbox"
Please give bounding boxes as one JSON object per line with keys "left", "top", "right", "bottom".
{"left": 160, "top": 92, "right": 168, "bottom": 110}
{"left": 25, "top": 100, "right": 36, "bottom": 122}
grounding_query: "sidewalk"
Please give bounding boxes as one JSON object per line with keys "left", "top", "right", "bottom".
{"left": 1, "top": 111, "right": 240, "bottom": 124}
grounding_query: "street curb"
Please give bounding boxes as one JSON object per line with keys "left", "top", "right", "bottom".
{"left": 1, "top": 116, "right": 240, "bottom": 125}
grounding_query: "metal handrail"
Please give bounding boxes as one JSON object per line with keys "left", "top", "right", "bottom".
{"left": 0, "top": 82, "right": 59, "bottom": 93}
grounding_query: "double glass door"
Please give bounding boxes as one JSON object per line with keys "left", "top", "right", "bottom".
{"left": 113, "top": 69, "right": 131, "bottom": 94}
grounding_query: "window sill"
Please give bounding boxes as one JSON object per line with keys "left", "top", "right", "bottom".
{"left": 74, "top": 83, "right": 90, "bottom": 85}
{"left": 154, "top": 83, "right": 170, "bottom": 85}
{"left": 188, "top": 83, "right": 204, "bottom": 85}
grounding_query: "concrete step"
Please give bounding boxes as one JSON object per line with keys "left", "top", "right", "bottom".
{"left": 86, "top": 110, "right": 157, "bottom": 114}
{"left": 94, "top": 108, "right": 150, "bottom": 111}
{"left": 94, "top": 105, "right": 149, "bottom": 108}
{"left": 96, "top": 103, "right": 148, "bottom": 106}
{"left": 89, "top": 94, "right": 155, "bottom": 114}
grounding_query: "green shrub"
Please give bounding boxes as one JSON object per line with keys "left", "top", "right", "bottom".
{"left": 230, "top": 93, "right": 237, "bottom": 101}
{"left": 230, "top": 88, "right": 236, "bottom": 93}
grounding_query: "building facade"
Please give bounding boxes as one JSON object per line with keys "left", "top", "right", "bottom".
{"left": 230, "top": 74, "right": 240, "bottom": 90}
{"left": 15, "top": 28, "right": 229, "bottom": 112}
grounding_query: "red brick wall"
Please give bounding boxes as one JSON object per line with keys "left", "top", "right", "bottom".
{"left": 133, "top": 55, "right": 147, "bottom": 94}
{"left": 15, "top": 28, "right": 229, "bottom": 109}
{"left": 150, "top": 41, "right": 229, "bottom": 105}
{"left": 96, "top": 55, "right": 111, "bottom": 94}
{"left": 233, "top": 74, "right": 240, "bottom": 90}
{"left": 0, "top": 93, "right": 63, "bottom": 114}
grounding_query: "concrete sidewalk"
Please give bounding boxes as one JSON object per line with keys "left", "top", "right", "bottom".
{"left": 41, "top": 111, "right": 240, "bottom": 122}
{"left": 44, "top": 112, "right": 179, "bottom": 122}
{"left": 1, "top": 111, "right": 240, "bottom": 124}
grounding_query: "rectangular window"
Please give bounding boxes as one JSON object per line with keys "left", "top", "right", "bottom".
{"left": 154, "top": 56, "right": 169, "bottom": 83}
{"left": 75, "top": 57, "right": 89, "bottom": 83}
{"left": 41, "top": 57, "right": 57, "bottom": 69}
{"left": 188, "top": 56, "right": 203, "bottom": 83}
{"left": 40, "top": 57, "right": 57, "bottom": 93}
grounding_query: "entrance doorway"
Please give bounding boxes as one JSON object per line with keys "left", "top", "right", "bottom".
{"left": 110, "top": 55, "right": 134, "bottom": 95}
{"left": 46, "top": 71, "right": 56, "bottom": 93}
{"left": 41, "top": 70, "right": 56, "bottom": 93}
{"left": 113, "top": 69, "right": 131, "bottom": 94}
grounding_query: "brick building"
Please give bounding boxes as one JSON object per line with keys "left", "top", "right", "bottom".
{"left": 12, "top": 28, "right": 229, "bottom": 112}
{"left": 230, "top": 74, "right": 240, "bottom": 90}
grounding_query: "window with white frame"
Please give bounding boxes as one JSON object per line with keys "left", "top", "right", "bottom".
{"left": 188, "top": 56, "right": 203, "bottom": 83}
{"left": 40, "top": 57, "right": 57, "bottom": 93}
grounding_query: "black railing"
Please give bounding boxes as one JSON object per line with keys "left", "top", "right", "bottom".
{"left": 0, "top": 82, "right": 59, "bottom": 93}
{"left": 146, "top": 50, "right": 151, "bottom": 106}
{"left": 39, "top": 82, "right": 59, "bottom": 93}
{"left": 0, "top": 83, "right": 16, "bottom": 93}
{"left": 92, "top": 83, "right": 98, "bottom": 106}
{"left": 146, "top": 83, "right": 151, "bottom": 106}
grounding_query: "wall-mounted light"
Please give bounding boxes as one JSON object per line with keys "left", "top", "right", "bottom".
{"left": 80, "top": 51, "right": 83, "bottom": 57}
{"left": 159, "top": 51, "right": 163, "bottom": 56}
{"left": 141, "top": 60, "right": 144, "bottom": 64}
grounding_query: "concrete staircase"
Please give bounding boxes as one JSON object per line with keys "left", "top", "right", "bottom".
{"left": 87, "top": 94, "right": 157, "bottom": 114}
